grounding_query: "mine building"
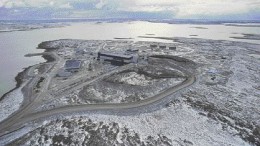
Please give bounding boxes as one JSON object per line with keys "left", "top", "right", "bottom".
{"left": 159, "top": 45, "right": 167, "bottom": 49}
{"left": 169, "top": 46, "right": 177, "bottom": 50}
{"left": 126, "top": 48, "right": 139, "bottom": 55}
{"left": 126, "top": 48, "right": 139, "bottom": 53}
{"left": 150, "top": 44, "right": 158, "bottom": 48}
{"left": 97, "top": 52, "right": 138, "bottom": 66}
{"left": 64, "top": 59, "right": 82, "bottom": 72}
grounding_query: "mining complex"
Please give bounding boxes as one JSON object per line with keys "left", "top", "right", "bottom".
{"left": 0, "top": 38, "right": 259, "bottom": 145}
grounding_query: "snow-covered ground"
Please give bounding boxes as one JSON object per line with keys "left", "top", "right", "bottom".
{"left": 87, "top": 103, "right": 249, "bottom": 146}
{"left": 0, "top": 86, "right": 24, "bottom": 122}
{"left": 8, "top": 102, "right": 249, "bottom": 146}
{"left": 118, "top": 71, "right": 154, "bottom": 86}
{"left": 2, "top": 38, "right": 259, "bottom": 145}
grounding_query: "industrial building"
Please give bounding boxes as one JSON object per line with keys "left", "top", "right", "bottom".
{"left": 126, "top": 48, "right": 139, "bottom": 55}
{"left": 150, "top": 44, "right": 158, "bottom": 48}
{"left": 126, "top": 48, "right": 139, "bottom": 53}
{"left": 159, "top": 46, "right": 167, "bottom": 49}
{"left": 64, "top": 59, "right": 82, "bottom": 72}
{"left": 169, "top": 46, "right": 177, "bottom": 50}
{"left": 97, "top": 52, "right": 138, "bottom": 66}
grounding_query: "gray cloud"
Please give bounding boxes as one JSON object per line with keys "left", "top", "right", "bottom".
{"left": 0, "top": 0, "right": 259, "bottom": 20}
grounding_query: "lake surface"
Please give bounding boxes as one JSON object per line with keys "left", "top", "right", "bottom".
{"left": 0, "top": 21, "right": 260, "bottom": 97}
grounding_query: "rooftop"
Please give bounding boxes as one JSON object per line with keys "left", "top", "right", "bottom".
{"left": 64, "top": 60, "right": 81, "bottom": 70}
{"left": 98, "top": 52, "right": 133, "bottom": 59}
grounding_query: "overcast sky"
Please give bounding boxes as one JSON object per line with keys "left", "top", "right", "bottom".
{"left": 0, "top": 0, "right": 259, "bottom": 20}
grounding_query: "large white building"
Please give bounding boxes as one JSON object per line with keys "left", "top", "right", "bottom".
{"left": 97, "top": 52, "right": 138, "bottom": 65}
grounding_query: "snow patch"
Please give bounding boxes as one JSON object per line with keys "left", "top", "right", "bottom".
{"left": 0, "top": 86, "right": 24, "bottom": 122}
{"left": 84, "top": 104, "right": 249, "bottom": 146}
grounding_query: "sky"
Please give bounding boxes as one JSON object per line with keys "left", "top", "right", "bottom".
{"left": 0, "top": 0, "right": 259, "bottom": 20}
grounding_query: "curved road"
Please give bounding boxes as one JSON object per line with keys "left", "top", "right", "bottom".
{"left": 0, "top": 76, "right": 195, "bottom": 138}
{"left": 0, "top": 51, "right": 196, "bottom": 139}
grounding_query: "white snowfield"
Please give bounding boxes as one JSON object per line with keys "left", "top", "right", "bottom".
{"left": 6, "top": 103, "right": 249, "bottom": 146}
{"left": 84, "top": 104, "right": 249, "bottom": 146}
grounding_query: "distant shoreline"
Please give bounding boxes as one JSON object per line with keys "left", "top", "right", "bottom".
{"left": 114, "top": 37, "right": 134, "bottom": 40}
{"left": 0, "top": 23, "right": 68, "bottom": 33}
{"left": 230, "top": 33, "right": 260, "bottom": 40}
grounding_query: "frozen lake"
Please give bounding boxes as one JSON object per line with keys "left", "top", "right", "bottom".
{"left": 0, "top": 21, "right": 260, "bottom": 97}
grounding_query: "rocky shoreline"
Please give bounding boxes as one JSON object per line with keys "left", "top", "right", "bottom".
{"left": 0, "top": 45, "right": 56, "bottom": 101}
{"left": 0, "top": 66, "right": 29, "bottom": 101}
